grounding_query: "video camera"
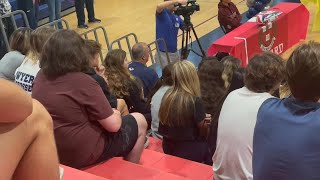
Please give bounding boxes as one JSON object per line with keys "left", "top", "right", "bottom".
{"left": 174, "top": 0, "right": 200, "bottom": 17}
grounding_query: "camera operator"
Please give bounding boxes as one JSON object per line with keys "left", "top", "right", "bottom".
{"left": 155, "top": 0, "right": 187, "bottom": 66}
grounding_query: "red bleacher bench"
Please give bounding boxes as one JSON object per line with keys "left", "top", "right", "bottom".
{"left": 61, "top": 165, "right": 109, "bottom": 180}
{"left": 84, "top": 149, "right": 213, "bottom": 180}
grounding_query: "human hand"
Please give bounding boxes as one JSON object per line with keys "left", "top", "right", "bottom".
{"left": 177, "top": 0, "right": 188, "bottom": 5}
{"left": 95, "top": 65, "right": 105, "bottom": 76}
{"left": 113, "top": 108, "right": 121, "bottom": 116}
{"left": 230, "top": 12, "right": 236, "bottom": 18}
{"left": 204, "top": 114, "right": 212, "bottom": 125}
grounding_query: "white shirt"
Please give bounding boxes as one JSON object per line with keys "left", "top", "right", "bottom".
{"left": 14, "top": 58, "right": 40, "bottom": 95}
{"left": 212, "top": 87, "right": 272, "bottom": 180}
{"left": 150, "top": 86, "right": 171, "bottom": 139}
{"left": 0, "top": 0, "right": 11, "bottom": 16}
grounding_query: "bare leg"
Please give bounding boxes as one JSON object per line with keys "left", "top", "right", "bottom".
{"left": 124, "top": 113, "right": 147, "bottom": 163}
{"left": 117, "top": 99, "right": 129, "bottom": 116}
{"left": 0, "top": 100, "right": 60, "bottom": 180}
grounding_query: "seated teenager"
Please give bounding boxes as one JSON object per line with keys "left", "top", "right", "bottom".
{"left": 253, "top": 41, "right": 320, "bottom": 180}
{"left": 14, "top": 27, "right": 56, "bottom": 94}
{"left": 198, "top": 59, "right": 227, "bottom": 158}
{"left": 158, "top": 61, "right": 211, "bottom": 164}
{"left": 212, "top": 53, "right": 285, "bottom": 180}
{"left": 221, "top": 56, "right": 244, "bottom": 93}
{"left": 129, "top": 42, "right": 159, "bottom": 97}
{"left": 84, "top": 40, "right": 128, "bottom": 115}
{"left": 148, "top": 64, "right": 174, "bottom": 139}
{"left": 0, "top": 80, "right": 60, "bottom": 180}
{"left": 218, "top": 0, "right": 242, "bottom": 33}
{"left": 0, "top": 28, "right": 32, "bottom": 81}
{"left": 32, "top": 30, "right": 147, "bottom": 168}
{"left": 104, "top": 49, "right": 151, "bottom": 124}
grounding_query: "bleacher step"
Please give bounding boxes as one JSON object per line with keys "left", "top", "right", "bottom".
{"left": 61, "top": 165, "right": 109, "bottom": 180}
{"left": 84, "top": 157, "right": 191, "bottom": 180}
{"left": 84, "top": 148, "right": 213, "bottom": 180}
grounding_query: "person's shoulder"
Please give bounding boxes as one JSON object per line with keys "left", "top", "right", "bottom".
{"left": 58, "top": 72, "right": 98, "bottom": 88}
{"left": 257, "top": 97, "right": 282, "bottom": 116}
{"left": 128, "top": 61, "right": 141, "bottom": 68}
{"left": 145, "top": 66, "right": 158, "bottom": 75}
{"left": 69, "top": 72, "right": 96, "bottom": 82}
{"left": 225, "top": 87, "right": 244, "bottom": 100}
{"left": 156, "top": 8, "right": 169, "bottom": 17}
{"left": 1, "top": 51, "right": 25, "bottom": 62}
{"left": 217, "top": 2, "right": 225, "bottom": 9}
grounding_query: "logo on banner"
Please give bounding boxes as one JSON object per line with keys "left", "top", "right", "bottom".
{"left": 259, "top": 21, "right": 277, "bottom": 52}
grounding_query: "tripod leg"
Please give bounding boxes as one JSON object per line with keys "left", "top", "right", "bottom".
{"left": 181, "top": 28, "right": 186, "bottom": 60}
{"left": 191, "top": 26, "right": 206, "bottom": 58}
{"left": 181, "top": 27, "right": 190, "bottom": 60}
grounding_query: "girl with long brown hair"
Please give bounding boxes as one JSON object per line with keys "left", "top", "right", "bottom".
{"left": 159, "top": 61, "right": 210, "bottom": 164}
{"left": 104, "top": 49, "right": 150, "bottom": 122}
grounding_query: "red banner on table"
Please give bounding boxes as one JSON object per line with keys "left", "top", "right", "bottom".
{"left": 207, "top": 3, "right": 310, "bottom": 67}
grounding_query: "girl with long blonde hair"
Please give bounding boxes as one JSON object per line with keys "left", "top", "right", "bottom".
{"left": 159, "top": 61, "right": 210, "bottom": 164}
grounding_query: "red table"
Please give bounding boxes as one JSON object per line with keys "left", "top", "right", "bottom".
{"left": 207, "top": 3, "right": 310, "bottom": 67}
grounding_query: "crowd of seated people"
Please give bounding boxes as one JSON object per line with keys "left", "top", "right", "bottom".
{"left": 1, "top": 25, "right": 320, "bottom": 180}
{"left": 213, "top": 52, "right": 285, "bottom": 179}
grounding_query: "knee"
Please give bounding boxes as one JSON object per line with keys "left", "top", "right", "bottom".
{"left": 30, "top": 100, "right": 54, "bottom": 131}
{"left": 130, "top": 113, "right": 147, "bottom": 134}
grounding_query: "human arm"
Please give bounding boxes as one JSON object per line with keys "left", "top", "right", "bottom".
{"left": 0, "top": 52, "right": 25, "bottom": 81}
{"left": 82, "top": 79, "right": 122, "bottom": 133}
{"left": 0, "top": 79, "right": 33, "bottom": 123}
{"left": 233, "top": 3, "right": 242, "bottom": 24}
{"left": 94, "top": 74, "right": 118, "bottom": 108}
{"left": 98, "top": 108, "right": 122, "bottom": 132}
{"left": 127, "top": 80, "right": 150, "bottom": 114}
{"left": 218, "top": 8, "right": 241, "bottom": 30}
{"left": 156, "top": 0, "right": 187, "bottom": 14}
{"left": 193, "top": 97, "right": 212, "bottom": 138}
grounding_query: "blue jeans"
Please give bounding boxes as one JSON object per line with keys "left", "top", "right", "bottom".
{"left": 17, "top": 0, "right": 38, "bottom": 29}
{"left": 46, "top": 0, "right": 62, "bottom": 28}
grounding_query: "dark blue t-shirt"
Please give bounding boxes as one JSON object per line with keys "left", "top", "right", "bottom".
{"left": 156, "top": 9, "right": 183, "bottom": 53}
{"left": 253, "top": 97, "right": 320, "bottom": 180}
{"left": 128, "top": 61, "right": 159, "bottom": 97}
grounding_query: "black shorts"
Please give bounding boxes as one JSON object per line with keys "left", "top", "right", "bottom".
{"left": 96, "top": 115, "right": 138, "bottom": 163}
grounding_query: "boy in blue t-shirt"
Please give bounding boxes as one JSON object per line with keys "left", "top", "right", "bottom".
{"left": 155, "top": 0, "right": 186, "bottom": 67}
{"left": 253, "top": 41, "right": 320, "bottom": 180}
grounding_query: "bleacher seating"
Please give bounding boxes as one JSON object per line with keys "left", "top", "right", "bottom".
{"left": 82, "top": 137, "right": 213, "bottom": 180}
{"left": 62, "top": 165, "right": 110, "bottom": 180}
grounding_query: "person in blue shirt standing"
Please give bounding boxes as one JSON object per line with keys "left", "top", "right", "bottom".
{"left": 155, "top": 0, "right": 187, "bottom": 67}
{"left": 253, "top": 41, "right": 320, "bottom": 180}
{"left": 129, "top": 42, "right": 159, "bottom": 98}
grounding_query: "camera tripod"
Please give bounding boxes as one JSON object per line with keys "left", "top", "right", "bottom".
{"left": 180, "top": 16, "right": 206, "bottom": 60}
